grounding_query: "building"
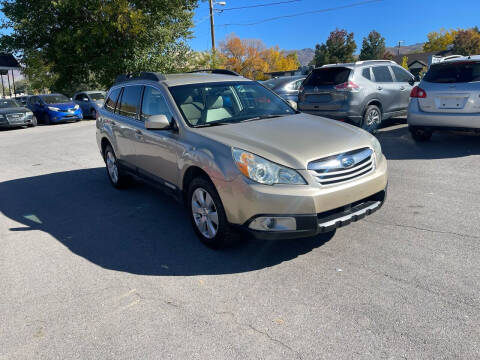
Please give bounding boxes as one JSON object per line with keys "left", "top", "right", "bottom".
{"left": 0, "top": 53, "right": 21, "bottom": 98}
{"left": 392, "top": 49, "right": 455, "bottom": 79}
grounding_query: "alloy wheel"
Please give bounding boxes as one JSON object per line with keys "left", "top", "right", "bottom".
{"left": 191, "top": 187, "right": 219, "bottom": 239}
{"left": 106, "top": 150, "right": 119, "bottom": 184}
{"left": 366, "top": 109, "right": 380, "bottom": 127}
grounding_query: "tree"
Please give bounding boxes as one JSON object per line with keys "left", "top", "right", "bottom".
{"left": 423, "top": 28, "right": 458, "bottom": 52}
{"left": 401, "top": 56, "right": 409, "bottom": 70}
{"left": 453, "top": 28, "right": 480, "bottom": 55}
{"left": 0, "top": 0, "right": 199, "bottom": 94}
{"left": 359, "top": 30, "right": 386, "bottom": 60}
{"left": 219, "top": 34, "right": 299, "bottom": 80}
{"left": 312, "top": 29, "right": 356, "bottom": 67}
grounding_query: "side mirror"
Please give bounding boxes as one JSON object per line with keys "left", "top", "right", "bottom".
{"left": 145, "top": 114, "right": 170, "bottom": 130}
{"left": 286, "top": 99, "right": 298, "bottom": 110}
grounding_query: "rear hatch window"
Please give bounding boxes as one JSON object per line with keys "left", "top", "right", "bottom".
{"left": 303, "top": 67, "right": 351, "bottom": 87}
{"left": 423, "top": 61, "right": 480, "bottom": 83}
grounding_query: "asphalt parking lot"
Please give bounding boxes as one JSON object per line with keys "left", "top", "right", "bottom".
{"left": 1, "top": 120, "right": 479, "bottom": 359}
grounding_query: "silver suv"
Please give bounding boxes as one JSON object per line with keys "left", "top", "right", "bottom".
{"left": 97, "top": 70, "right": 388, "bottom": 248}
{"left": 408, "top": 55, "right": 480, "bottom": 141}
{"left": 298, "top": 60, "right": 415, "bottom": 132}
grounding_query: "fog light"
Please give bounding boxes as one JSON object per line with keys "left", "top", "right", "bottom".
{"left": 249, "top": 217, "right": 296, "bottom": 231}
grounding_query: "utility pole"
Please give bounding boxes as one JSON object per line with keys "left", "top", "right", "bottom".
{"left": 397, "top": 40, "right": 404, "bottom": 56}
{"left": 208, "top": 1, "right": 226, "bottom": 68}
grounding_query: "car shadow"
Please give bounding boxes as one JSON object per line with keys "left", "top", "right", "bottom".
{"left": 376, "top": 124, "right": 480, "bottom": 160}
{"left": 0, "top": 168, "right": 334, "bottom": 276}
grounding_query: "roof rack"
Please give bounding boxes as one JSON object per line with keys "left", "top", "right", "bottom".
{"left": 355, "top": 60, "right": 395, "bottom": 65}
{"left": 187, "top": 69, "right": 240, "bottom": 76}
{"left": 115, "top": 72, "right": 166, "bottom": 84}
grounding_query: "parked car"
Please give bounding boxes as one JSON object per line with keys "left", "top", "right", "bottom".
{"left": 0, "top": 98, "right": 36, "bottom": 128}
{"left": 261, "top": 75, "right": 305, "bottom": 104}
{"left": 96, "top": 70, "right": 388, "bottom": 248}
{"left": 298, "top": 60, "right": 416, "bottom": 132}
{"left": 27, "top": 93, "right": 83, "bottom": 124}
{"left": 73, "top": 91, "right": 106, "bottom": 119}
{"left": 16, "top": 95, "right": 31, "bottom": 106}
{"left": 408, "top": 55, "right": 480, "bottom": 141}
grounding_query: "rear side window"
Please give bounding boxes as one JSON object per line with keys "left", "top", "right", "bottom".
{"left": 304, "top": 67, "right": 351, "bottom": 86}
{"left": 392, "top": 66, "right": 413, "bottom": 82}
{"left": 118, "top": 85, "right": 143, "bottom": 119}
{"left": 423, "top": 62, "right": 480, "bottom": 83}
{"left": 372, "top": 66, "right": 393, "bottom": 82}
{"left": 362, "top": 67, "right": 371, "bottom": 80}
{"left": 105, "top": 88, "right": 121, "bottom": 112}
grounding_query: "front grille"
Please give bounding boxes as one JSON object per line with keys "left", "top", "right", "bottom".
{"left": 6, "top": 113, "right": 26, "bottom": 122}
{"left": 308, "top": 147, "right": 375, "bottom": 186}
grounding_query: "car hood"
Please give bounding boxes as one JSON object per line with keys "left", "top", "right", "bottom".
{"left": 195, "top": 113, "right": 374, "bottom": 169}
{"left": 48, "top": 102, "right": 76, "bottom": 110}
{"left": 0, "top": 107, "right": 32, "bottom": 114}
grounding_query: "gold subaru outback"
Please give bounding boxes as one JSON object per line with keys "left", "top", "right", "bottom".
{"left": 97, "top": 70, "right": 388, "bottom": 248}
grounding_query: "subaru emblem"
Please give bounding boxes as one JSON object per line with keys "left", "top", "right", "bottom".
{"left": 341, "top": 156, "right": 355, "bottom": 168}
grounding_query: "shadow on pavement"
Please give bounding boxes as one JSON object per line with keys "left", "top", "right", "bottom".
{"left": 376, "top": 124, "right": 480, "bottom": 160}
{"left": 0, "top": 168, "right": 334, "bottom": 276}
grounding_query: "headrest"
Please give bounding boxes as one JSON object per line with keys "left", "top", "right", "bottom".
{"left": 206, "top": 95, "right": 223, "bottom": 109}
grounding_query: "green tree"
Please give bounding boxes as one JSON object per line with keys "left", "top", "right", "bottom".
{"left": 0, "top": 0, "right": 199, "bottom": 94}
{"left": 359, "top": 30, "right": 386, "bottom": 60}
{"left": 312, "top": 29, "right": 357, "bottom": 67}
{"left": 423, "top": 28, "right": 458, "bottom": 52}
{"left": 453, "top": 28, "right": 480, "bottom": 55}
{"left": 401, "top": 56, "right": 409, "bottom": 70}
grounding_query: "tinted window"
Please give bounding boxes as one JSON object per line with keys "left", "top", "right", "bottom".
{"left": 423, "top": 61, "right": 480, "bottom": 83}
{"left": 304, "top": 67, "right": 351, "bottom": 86}
{"left": 118, "top": 85, "right": 142, "bottom": 118}
{"left": 90, "top": 93, "right": 105, "bottom": 101}
{"left": 75, "top": 93, "right": 88, "bottom": 101}
{"left": 362, "top": 67, "right": 371, "bottom": 80}
{"left": 372, "top": 66, "right": 393, "bottom": 82}
{"left": 0, "top": 99, "right": 20, "bottom": 108}
{"left": 392, "top": 66, "right": 413, "bottom": 82}
{"left": 141, "top": 87, "right": 173, "bottom": 122}
{"left": 105, "top": 88, "right": 121, "bottom": 112}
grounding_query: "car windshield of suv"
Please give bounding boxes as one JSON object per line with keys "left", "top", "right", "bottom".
{"left": 169, "top": 82, "right": 296, "bottom": 127}
{"left": 41, "top": 94, "right": 70, "bottom": 104}
{"left": 0, "top": 99, "right": 20, "bottom": 108}
{"left": 89, "top": 92, "right": 105, "bottom": 101}
{"left": 423, "top": 61, "right": 480, "bottom": 83}
{"left": 303, "top": 67, "right": 351, "bottom": 86}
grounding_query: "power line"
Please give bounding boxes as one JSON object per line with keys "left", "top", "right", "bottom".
{"left": 219, "top": 0, "right": 382, "bottom": 26}
{"left": 221, "top": 0, "right": 303, "bottom": 11}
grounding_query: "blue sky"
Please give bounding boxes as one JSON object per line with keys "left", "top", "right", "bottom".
{"left": 190, "top": 0, "right": 480, "bottom": 51}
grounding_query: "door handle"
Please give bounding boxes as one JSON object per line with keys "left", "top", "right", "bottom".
{"left": 400, "top": 86, "right": 406, "bottom": 91}
{"left": 134, "top": 129, "right": 144, "bottom": 139}
{"left": 377, "top": 86, "right": 383, "bottom": 90}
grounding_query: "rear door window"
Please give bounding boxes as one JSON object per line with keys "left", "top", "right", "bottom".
{"left": 362, "top": 67, "right": 372, "bottom": 80}
{"left": 304, "top": 67, "right": 351, "bottom": 86}
{"left": 105, "top": 88, "right": 121, "bottom": 112}
{"left": 372, "top": 66, "right": 393, "bottom": 82}
{"left": 392, "top": 66, "right": 413, "bottom": 82}
{"left": 117, "top": 85, "right": 143, "bottom": 119}
{"left": 423, "top": 61, "right": 480, "bottom": 83}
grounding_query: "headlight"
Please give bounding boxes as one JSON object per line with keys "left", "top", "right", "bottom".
{"left": 371, "top": 137, "right": 382, "bottom": 160}
{"left": 48, "top": 106, "right": 60, "bottom": 111}
{"left": 25, "top": 111, "right": 33, "bottom": 118}
{"left": 74, "top": 104, "right": 80, "bottom": 110}
{"left": 232, "top": 148, "right": 306, "bottom": 185}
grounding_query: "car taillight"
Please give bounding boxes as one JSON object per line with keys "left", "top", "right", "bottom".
{"left": 334, "top": 81, "right": 360, "bottom": 92}
{"left": 410, "top": 86, "right": 427, "bottom": 98}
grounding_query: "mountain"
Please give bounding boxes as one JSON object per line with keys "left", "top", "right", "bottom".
{"left": 286, "top": 48, "right": 315, "bottom": 66}
{"left": 385, "top": 43, "right": 425, "bottom": 56}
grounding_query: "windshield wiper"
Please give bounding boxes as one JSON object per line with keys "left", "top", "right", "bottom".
{"left": 193, "top": 121, "right": 230, "bottom": 128}
{"left": 239, "top": 114, "right": 284, "bottom": 123}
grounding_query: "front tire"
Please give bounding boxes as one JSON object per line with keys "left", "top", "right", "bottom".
{"left": 104, "top": 144, "right": 130, "bottom": 189}
{"left": 187, "top": 177, "right": 239, "bottom": 249}
{"left": 362, "top": 105, "right": 382, "bottom": 133}
{"left": 29, "top": 116, "right": 37, "bottom": 127}
{"left": 409, "top": 126, "right": 432, "bottom": 142}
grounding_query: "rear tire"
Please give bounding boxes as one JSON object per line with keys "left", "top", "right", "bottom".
{"left": 362, "top": 105, "right": 382, "bottom": 133}
{"left": 187, "top": 176, "right": 239, "bottom": 249}
{"left": 104, "top": 144, "right": 130, "bottom": 189}
{"left": 409, "top": 126, "right": 432, "bottom": 142}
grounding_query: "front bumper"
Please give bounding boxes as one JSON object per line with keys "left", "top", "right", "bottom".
{"left": 408, "top": 99, "right": 480, "bottom": 129}
{"left": 48, "top": 109, "right": 83, "bottom": 123}
{"left": 214, "top": 154, "right": 388, "bottom": 239}
{"left": 0, "top": 116, "right": 34, "bottom": 128}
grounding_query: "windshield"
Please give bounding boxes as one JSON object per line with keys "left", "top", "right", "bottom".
{"left": 90, "top": 92, "right": 105, "bottom": 101}
{"left": 169, "top": 82, "right": 296, "bottom": 127}
{"left": 0, "top": 99, "right": 21, "bottom": 108}
{"left": 41, "top": 94, "right": 70, "bottom": 104}
{"left": 423, "top": 61, "right": 480, "bottom": 83}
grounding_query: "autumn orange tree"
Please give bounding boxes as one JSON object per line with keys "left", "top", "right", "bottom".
{"left": 219, "top": 34, "right": 299, "bottom": 80}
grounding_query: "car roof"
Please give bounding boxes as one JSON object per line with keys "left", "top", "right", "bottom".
{"left": 162, "top": 73, "right": 251, "bottom": 87}
{"left": 78, "top": 90, "right": 105, "bottom": 94}
{"left": 320, "top": 60, "right": 397, "bottom": 69}
{"left": 440, "top": 55, "right": 480, "bottom": 63}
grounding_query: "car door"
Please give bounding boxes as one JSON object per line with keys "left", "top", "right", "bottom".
{"left": 371, "top": 65, "right": 398, "bottom": 115}
{"left": 74, "top": 93, "right": 89, "bottom": 114}
{"left": 29, "top": 96, "right": 44, "bottom": 118}
{"left": 134, "top": 85, "right": 180, "bottom": 186}
{"left": 391, "top": 66, "right": 415, "bottom": 111}
{"left": 107, "top": 86, "right": 143, "bottom": 169}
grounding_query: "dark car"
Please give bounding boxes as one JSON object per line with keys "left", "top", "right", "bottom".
{"left": 0, "top": 98, "right": 37, "bottom": 128}
{"left": 27, "top": 93, "right": 83, "bottom": 124}
{"left": 298, "top": 60, "right": 416, "bottom": 132}
{"left": 261, "top": 75, "right": 305, "bottom": 104}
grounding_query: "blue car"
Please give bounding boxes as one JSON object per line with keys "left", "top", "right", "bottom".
{"left": 27, "top": 93, "right": 83, "bottom": 124}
